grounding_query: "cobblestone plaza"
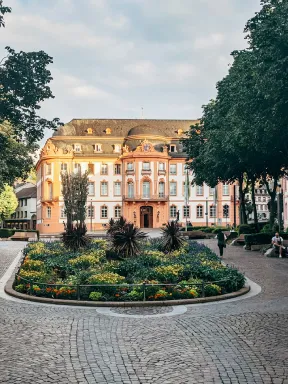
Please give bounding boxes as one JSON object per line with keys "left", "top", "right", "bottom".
{"left": 1, "top": 240, "right": 288, "bottom": 384}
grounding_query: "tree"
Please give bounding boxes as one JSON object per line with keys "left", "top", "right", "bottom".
{"left": 0, "top": 0, "right": 11, "bottom": 28}
{"left": 0, "top": 2, "right": 62, "bottom": 188}
{"left": 0, "top": 184, "right": 17, "bottom": 225}
{"left": 61, "top": 171, "right": 90, "bottom": 251}
{"left": 0, "top": 123, "right": 34, "bottom": 188}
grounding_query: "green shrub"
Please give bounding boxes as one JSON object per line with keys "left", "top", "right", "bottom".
{"left": 161, "top": 221, "right": 184, "bottom": 252}
{"left": 14, "top": 284, "right": 26, "bottom": 293}
{"left": 204, "top": 284, "right": 222, "bottom": 297}
{"left": 261, "top": 224, "right": 271, "bottom": 233}
{"left": 0, "top": 229, "right": 15, "bottom": 238}
{"left": 89, "top": 291, "right": 102, "bottom": 301}
{"left": 238, "top": 224, "right": 255, "bottom": 235}
{"left": 245, "top": 233, "right": 288, "bottom": 246}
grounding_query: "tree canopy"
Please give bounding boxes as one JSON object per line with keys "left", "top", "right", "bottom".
{"left": 0, "top": 184, "right": 17, "bottom": 223}
{"left": 183, "top": 0, "right": 288, "bottom": 228}
{"left": 0, "top": 1, "right": 61, "bottom": 189}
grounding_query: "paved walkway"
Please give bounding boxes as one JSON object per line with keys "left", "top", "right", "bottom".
{"left": 1, "top": 240, "right": 288, "bottom": 384}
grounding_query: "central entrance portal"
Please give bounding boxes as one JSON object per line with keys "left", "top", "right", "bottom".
{"left": 140, "top": 206, "right": 153, "bottom": 228}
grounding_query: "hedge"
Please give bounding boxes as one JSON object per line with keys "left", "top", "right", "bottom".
{"left": 244, "top": 233, "right": 288, "bottom": 246}
{"left": 0, "top": 229, "right": 39, "bottom": 239}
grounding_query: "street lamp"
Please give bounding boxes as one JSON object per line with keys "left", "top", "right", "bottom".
{"left": 205, "top": 198, "right": 208, "bottom": 227}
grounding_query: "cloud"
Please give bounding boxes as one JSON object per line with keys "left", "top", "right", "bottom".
{"left": 104, "top": 15, "right": 130, "bottom": 29}
{"left": 194, "top": 33, "right": 225, "bottom": 50}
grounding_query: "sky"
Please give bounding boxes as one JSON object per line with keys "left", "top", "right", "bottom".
{"left": 0, "top": 0, "right": 261, "bottom": 146}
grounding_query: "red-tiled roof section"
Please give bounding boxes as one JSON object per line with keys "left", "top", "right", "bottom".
{"left": 53, "top": 118, "right": 199, "bottom": 137}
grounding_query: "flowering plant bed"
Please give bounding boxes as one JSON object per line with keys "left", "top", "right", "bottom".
{"left": 13, "top": 240, "right": 245, "bottom": 302}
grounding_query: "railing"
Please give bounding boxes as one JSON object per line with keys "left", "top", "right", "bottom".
{"left": 15, "top": 274, "right": 230, "bottom": 302}
{"left": 125, "top": 169, "right": 135, "bottom": 175}
{"left": 123, "top": 194, "right": 169, "bottom": 201}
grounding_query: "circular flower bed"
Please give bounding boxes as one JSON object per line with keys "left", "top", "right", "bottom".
{"left": 14, "top": 239, "right": 245, "bottom": 302}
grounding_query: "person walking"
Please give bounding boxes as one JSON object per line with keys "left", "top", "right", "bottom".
{"left": 217, "top": 230, "right": 226, "bottom": 258}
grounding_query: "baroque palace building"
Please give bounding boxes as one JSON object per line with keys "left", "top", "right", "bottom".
{"left": 36, "top": 119, "right": 239, "bottom": 234}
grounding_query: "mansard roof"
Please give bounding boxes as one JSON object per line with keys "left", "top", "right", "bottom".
{"left": 53, "top": 118, "right": 198, "bottom": 138}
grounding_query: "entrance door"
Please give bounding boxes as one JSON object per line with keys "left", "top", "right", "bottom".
{"left": 140, "top": 206, "right": 153, "bottom": 228}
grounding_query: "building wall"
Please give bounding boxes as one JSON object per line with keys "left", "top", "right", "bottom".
{"left": 36, "top": 143, "right": 239, "bottom": 233}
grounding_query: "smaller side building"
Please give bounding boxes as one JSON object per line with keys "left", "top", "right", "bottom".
{"left": 4, "top": 183, "right": 37, "bottom": 230}
{"left": 246, "top": 186, "right": 270, "bottom": 224}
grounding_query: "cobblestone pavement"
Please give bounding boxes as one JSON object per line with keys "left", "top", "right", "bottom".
{"left": 1, "top": 241, "right": 288, "bottom": 384}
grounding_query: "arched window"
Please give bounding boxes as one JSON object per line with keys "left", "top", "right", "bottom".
{"left": 170, "top": 205, "right": 177, "bottom": 218}
{"left": 159, "top": 182, "right": 165, "bottom": 198}
{"left": 223, "top": 204, "right": 229, "bottom": 218}
{"left": 114, "top": 206, "right": 121, "bottom": 218}
{"left": 210, "top": 205, "right": 216, "bottom": 218}
{"left": 101, "top": 205, "right": 108, "bottom": 219}
{"left": 106, "top": 128, "right": 111, "bottom": 135}
{"left": 196, "top": 205, "right": 203, "bottom": 218}
{"left": 128, "top": 182, "right": 134, "bottom": 198}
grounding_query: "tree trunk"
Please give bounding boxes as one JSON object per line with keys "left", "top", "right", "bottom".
{"left": 264, "top": 178, "right": 278, "bottom": 230}
{"left": 251, "top": 177, "right": 259, "bottom": 232}
{"left": 238, "top": 175, "right": 247, "bottom": 224}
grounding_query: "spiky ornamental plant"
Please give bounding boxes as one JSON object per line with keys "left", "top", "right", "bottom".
{"left": 112, "top": 223, "right": 148, "bottom": 258}
{"left": 161, "top": 221, "right": 184, "bottom": 253}
{"left": 61, "top": 171, "right": 90, "bottom": 251}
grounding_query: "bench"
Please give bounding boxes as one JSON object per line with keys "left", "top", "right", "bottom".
{"left": 9, "top": 232, "right": 38, "bottom": 241}
{"left": 235, "top": 234, "right": 245, "bottom": 245}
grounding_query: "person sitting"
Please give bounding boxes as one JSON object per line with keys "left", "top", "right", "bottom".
{"left": 272, "top": 232, "right": 284, "bottom": 258}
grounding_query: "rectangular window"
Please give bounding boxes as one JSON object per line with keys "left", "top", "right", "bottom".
{"left": 210, "top": 205, "right": 216, "bottom": 218}
{"left": 263, "top": 197, "right": 266, "bottom": 202}
{"left": 60, "top": 207, "right": 66, "bottom": 219}
{"left": 114, "top": 182, "right": 121, "bottom": 196}
{"left": 170, "top": 206, "right": 177, "bottom": 218}
{"left": 142, "top": 162, "right": 150, "bottom": 171}
{"left": 88, "top": 163, "right": 94, "bottom": 174}
{"left": 101, "top": 182, "right": 108, "bottom": 196}
{"left": 114, "top": 206, "right": 121, "bottom": 218}
{"left": 46, "top": 163, "right": 51, "bottom": 175}
{"left": 101, "top": 206, "right": 108, "bottom": 219}
{"left": 196, "top": 185, "right": 203, "bottom": 196}
{"left": 61, "top": 163, "right": 68, "bottom": 172}
{"left": 24, "top": 199, "right": 27, "bottom": 206}
{"left": 101, "top": 164, "right": 108, "bottom": 175}
{"left": 170, "top": 164, "right": 177, "bottom": 175}
{"left": 114, "top": 164, "right": 121, "bottom": 175}
{"left": 209, "top": 187, "right": 215, "bottom": 196}
{"left": 24, "top": 211, "right": 27, "bottom": 218}
{"left": 223, "top": 205, "right": 230, "bottom": 218}
{"left": 114, "top": 144, "right": 121, "bottom": 153}
{"left": 87, "top": 205, "right": 94, "bottom": 218}
{"left": 17, "top": 211, "right": 19, "bottom": 218}
{"left": 170, "top": 144, "right": 177, "bottom": 153}
{"left": 223, "top": 184, "right": 229, "bottom": 196}
{"left": 143, "top": 181, "right": 150, "bottom": 198}
{"left": 128, "top": 183, "right": 134, "bottom": 198}
{"left": 94, "top": 144, "right": 102, "bottom": 152}
{"left": 74, "top": 144, "right": 81, "bottom": 152}
{"left": 47, "top": 206, "right": 51, "bottom": 218}
{"left": 20, "top": 200, "right": 23, "bottom": 207}
{"left": 197, "top": 205, "right": 203, "bottom": 218}
{"left": 21, "top": 211, "right": 23, "bottom": 218}
{"left": 170, "top": 182, "right": 177, "bottom": 196}
{"left": 159, "top": 182, "right": 165, "bottom": 198}
{"left": 159, "top": 163, "right": 165, "bottom": 171}
{"left": 88, "top": 182, "right": 95, "bottom": 195}
{"left": 183, "top": 206, "right": 190, "bottom": 218}
{"left": 74, "top": 163, "right": 81, "bottom": 173}
{"left": 127, "top": 163, "right": 134, "bottom": 171}
{"left": 48, "top": 183, "right": 53, "bottom": 200}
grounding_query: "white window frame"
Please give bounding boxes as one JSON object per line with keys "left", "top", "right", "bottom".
{"left": 196, "top": 185, "right": 203, "bottom": 196}
{"left": 88, "top": 182, "right": 95, "bottom": 196}
{"left": 101, "top": 182, "right": 108, "bottom": 196}
{"left": 223, "top": 184, "right": 229, "bottom": 196}
{"left": 183, "top": 206, "right": 190, "bottom": 218}
{"left": 114, "top": 206, "right": 121, "bottom": 218}
{"left": 170, "top": 164, "right": 177, "bottom": 175}
{"left": 170, "top": 182, "right": 177, "bottom": 196}
{"left": 196, "top": 205, "right": 203, "bottom": 218}
{"left": 94, "top": 144, "right": 103, "bottom": 153}
{"left": 170, "top": 206, "right": 177, "bottom": 218}
{"left": 114, "top": 182, "right": 121, "bottom": 196}
{"left": 74, "top": 144, "right": 82, "bottom": 153}
{"left": 101, "top": 205, "right": 108, "bottom": 219}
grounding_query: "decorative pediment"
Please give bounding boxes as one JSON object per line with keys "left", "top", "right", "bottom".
{"left": 135, "top": 139, "right": 155, "bottom": 153}
{"left": 141, "top": 175, "right": 151, "bottom": 182}
{"left": 41, "top": 139, "right": 61, "bottom": 157}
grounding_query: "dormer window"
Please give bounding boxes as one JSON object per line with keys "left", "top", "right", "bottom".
{"left": 177, "top": 129, "right": 183, "bottom": 135}
{"left": 114, "top": 144, "right": 121, "bottom": 153}
{"left": 169, "top": 144, "right": 177, "bottom": 153}
{"left": 73, "top": 144, "right": 82, "bottom": 153}
{"left": 94, "top": 144, "right": 103, "bottom": 153}
{"left": 87, "top": 128, "right": 93, "bottom": 134}
{"left": 106, "top": 128, "right": 111, "bottom": 135}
